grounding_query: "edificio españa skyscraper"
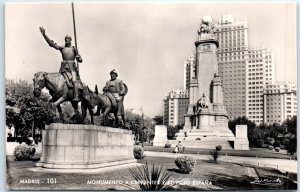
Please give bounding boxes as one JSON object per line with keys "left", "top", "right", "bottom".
{"left": 180, "top": 14, "right": 294, "bottom": 125}
{"left": 194, "top": 14, "right": 275, "bottom": 124}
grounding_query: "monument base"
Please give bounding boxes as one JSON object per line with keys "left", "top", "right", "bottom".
{"left": 32, "top": 162, "right": 141, "bottom": 173}
{"left": 36, "top": 123, "right": 136, "bottom": 169}
{"left": 234, "top": 138, "right": 249, "bottom": 150}
{"left": 153, "top": 138, "right": 168, "bottom": 147}
{"left": 234, "top": 125, "right": 249, "bottom": 150}
{"left": 153, "top": 125, "right": 168, "bottom": 147}
{"left": 175, "top": 109, "right": 234, "bottom": 149}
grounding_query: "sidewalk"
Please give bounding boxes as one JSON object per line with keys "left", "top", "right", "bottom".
{"left": 145, "top": 151, "right": 297, "bottom": 173}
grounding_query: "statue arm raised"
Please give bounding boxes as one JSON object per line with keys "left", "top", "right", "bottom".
{"left": 39, "top": 27, "right": 62, "bottom": 50}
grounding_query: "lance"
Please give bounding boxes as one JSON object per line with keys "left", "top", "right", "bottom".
{"left": 71, "top": 2, "right": 80, "bottom": 75}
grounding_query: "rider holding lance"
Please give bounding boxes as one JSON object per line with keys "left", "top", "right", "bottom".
{"left": 39, "top": 27, "right": 82, "bottom": 102}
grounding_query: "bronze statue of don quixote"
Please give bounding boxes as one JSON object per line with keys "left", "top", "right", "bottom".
{"left": 33, "top": 3, "right": 127, "bottom": 128}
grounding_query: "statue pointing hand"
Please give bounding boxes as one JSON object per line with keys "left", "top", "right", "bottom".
{"left": 39, "top": 27, "right": 82, "bottom": 102}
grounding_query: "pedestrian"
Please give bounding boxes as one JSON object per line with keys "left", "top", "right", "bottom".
{"left": 178, "top": 141, "right": 182, "bottom": 153}
{"left": 175, "top": 145, "right": 179, "bottom": 153}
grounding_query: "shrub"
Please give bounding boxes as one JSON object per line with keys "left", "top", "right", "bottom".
{"left": 273, "top": 140, "right": 281, "bottom": 148}
{"left": 14, "top": 144, "right": 35, "bottom": 161}
{"left": 275, "top": 147, "right": 280, "bottom": 152}
{"left": 175, "top": 156, "right": 195, "bottom": 174}
{"left": 17, "top": 136, "right": 22, "bottom": 144}
{"left": 268, "top": 145, "right": 274, "bottom": 150}
{"left": 165, "top": 143, "right": 171, "bottom": 148}
{"left": 268, "top": 138, "right": 275, "bottom": 145}
{"left": 210, "top": 145, "right": 222, "bottom": 163}
{"left": 128, "top": 162, "right": 173, "bottom": 190}
{"left": 286, "top": 137, "right": 297, "bottom": 155}
{"left": 135, "top": 141, "right": 140, "bottom": 145}
{"left": 211, "top": 150, "right": 220, "bottom": 163}
{"left": 216, "top": 145, "right": 222, "bottom": 151}
{"left": 133, "top": 145, "right": 144, "bottom": 159}
{"left": 255, "top": 139, "right": 264, "bottom": 148}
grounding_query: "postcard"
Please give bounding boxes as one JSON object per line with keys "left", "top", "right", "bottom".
{"left": 5, "top": 2, "right": 297, "bottom": 191}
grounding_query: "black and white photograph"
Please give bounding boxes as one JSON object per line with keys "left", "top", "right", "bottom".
{"left": 5, "top": 2, "right": 297, "bottom": 191}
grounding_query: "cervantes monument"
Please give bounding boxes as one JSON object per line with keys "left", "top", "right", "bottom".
{"left": 175, "top": 16, "right": 235, "bottom": 149}
{"left": 34, "top": 5, "right": 136, "bottom": 170}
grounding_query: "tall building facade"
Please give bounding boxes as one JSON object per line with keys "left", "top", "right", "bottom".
{"left": 163, "top": 89, "right": 189, "bottom": 126}
{"left": 180, "top": 14, "right": 289, "bottom": 125}
{"left": 246, "top": 48, "right": 275, "bottom": 124}
{"left": 214, "top": 14, "right": 275, "bottom": 124}
{"left": 263, "top": 82, "right": 297, "bottom": 124}
{"left": 183, "top": 54, "right": 196, "bottom": 91}
{"left": 214, "top": 14, "right": 248, "bottom": 119}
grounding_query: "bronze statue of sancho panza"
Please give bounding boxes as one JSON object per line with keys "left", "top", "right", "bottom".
{"left": 39, "top": 27, "right": 82, "bottom": 102}
{"left": 103, "top": 69, "right": 126, "bottom": 122}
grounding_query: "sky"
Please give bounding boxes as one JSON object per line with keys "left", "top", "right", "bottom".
{"left": 5, "top": 2, "right": 297, "bottom": 118}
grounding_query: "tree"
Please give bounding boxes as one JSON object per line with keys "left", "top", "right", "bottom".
{"left": 285, "top": 135, "right": 297, "bottom": 155}
{"left": 167, "top": 125, "right": 175, "bottom": 139}
{"left": 282, "top": 116, "right": 297, "bottom": 155}
{"left": 6, "top": 79, "right": 57, "bottom": 139}
{"left": 282, "top": 116, "right": 297, "bottom": 135}
{"left": 153, "top": 115, "right": 163, "bottom": 125}
{"left": 166, "top": 124, "right": 183, "bottom": 139}
{"left": 228, "top": 116, "right": 256, "bottom": 136}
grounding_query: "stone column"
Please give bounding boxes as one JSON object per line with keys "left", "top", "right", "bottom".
{"left": 183, "top": 115, "right": 192, "bottom": 130}
{"left": 212, "top": 73, "right": 224, "bottom": 104}
{"left": 195, "top": 33, "right": 219, "bottom": 102}
{"left": 189, "top": 79, "right": 199, "bottom": 105}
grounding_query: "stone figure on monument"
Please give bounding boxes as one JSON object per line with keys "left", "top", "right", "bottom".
{"left": 196, "top": 93, "right": 210, "bottom": 114}
{"left": 198, "top": 15, "right": 215, "bottom": 35}
{"left": 39, "top": 27, "right": 83, "bottom": 102}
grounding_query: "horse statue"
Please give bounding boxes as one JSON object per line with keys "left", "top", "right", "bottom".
{"left": 82, "top": 85, "right": 127, "bottom": 127}
{"left": 33, "top": 72, "right": 94, "bottom": 124}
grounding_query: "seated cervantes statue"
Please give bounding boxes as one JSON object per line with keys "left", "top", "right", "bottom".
{"left": 196, "top": 93, "right": 210, "bottom": 114}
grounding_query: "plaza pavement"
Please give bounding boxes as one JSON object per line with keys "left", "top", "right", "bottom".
{"left": 7, "top": 142, "right": 297, "bottom": 173}
{"left": 144, "top": 151, "right": 297, "bottom": 174}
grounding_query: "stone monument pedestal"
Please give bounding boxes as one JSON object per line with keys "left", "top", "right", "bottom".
{"left": 36, "top": 123, "right": 137, "bottom": 169}
{"left": 173, "top": 108, "right": 235, "bottom": 149}
{"left": 153, "top": 125, "right": 167, "bottom": 147}
{"left": 234, "top": 125, "right": 249, "bottom": 150}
